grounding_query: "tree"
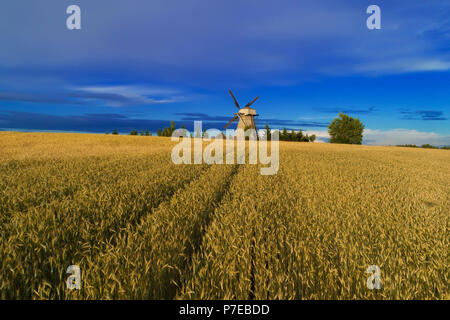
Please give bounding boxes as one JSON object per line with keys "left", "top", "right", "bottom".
{"left": 180, "top": 124, "right": 187, "bottom": 136}
{"left": 130, "top": 130, "right": 138, "bottom": 135}
{"left": 289, "top": 130, "right": 296, "bottom": 141}
{"left": 421, "top": 144, "right": 438, "bottom": 149}
{"left": 145, "top": 129, "right": 150, "bottom": 136}
{"left": 157, "top": 129, "right": 162, "bottom": 136}
{"left": 281, "top": 128, "right": 288, "bottom": 141}
{"left": 309, "top": 134, "right": 316, "bottom": 142}
{"left": 195, "top": 127, "right": 202, "bottom": 138}
{"left": 328, "top": 112, "right": 364, "bottom": 144}
{"left": 397, "top": 144, "right": 418, "bottom": 148}
{"left": 112, "top": 129, "right": 118, "bottom": 135}
{"left": 170, "top": 121, "right": 175, "bottom": 136}
{"left": 303, "top": 133, "right": 309, "bottom": 142}
{"left": 264, "top": 124, "right": 271, "bottom": 140}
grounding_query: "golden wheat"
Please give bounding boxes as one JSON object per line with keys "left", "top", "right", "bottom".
{"left": 0, "top": 132, "right": 448, "bottom": 299}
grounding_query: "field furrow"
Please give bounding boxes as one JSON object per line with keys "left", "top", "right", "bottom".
{"left": 178, "top": 164, "right": 277, "bottom": 299}
{"left": 0, "top": 152, "right": 207, "bottom": 299}
{"left": 178, "top": 147, "right": 449, "bottom": 299}
{"left": 77, "top": 163, "right": 240, "bottom": 299}
{"left": 0, "top": 133, "right": 448, "bottom": 300}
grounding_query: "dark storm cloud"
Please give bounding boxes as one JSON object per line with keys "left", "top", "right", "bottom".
{"left": 317, "top": 106, "right": 376, "bottom": 114}
{"left": 0, "top": 88, "right": 178, "bottom": 107}
{"left": 175, "top": 113, "right": 235, "bottom": 122}
{"left": 1, "top": 0, "right": 449, "bottom": 87}
{"left": 257, "top": 118, "right": 329, "bottom": 129}
{"left": 0, "top": 110, "right": 171, "bottom": 133}
{"left": 0, "top": 92, "right": 80, "bottom": 105}
{"left": 175, "top": 112, "right": 209, "bottom": 117}
{"left": 0, "top": 0, "right": 449, "bottom": 139}
{"left": 175, "top": 112, "right": 329, "bottom": 129}
{"left": 400, "top": 110, "right": 448, "bottom": 121}
{"left": 0, "top": 110, "right": 329, "bottom": 133}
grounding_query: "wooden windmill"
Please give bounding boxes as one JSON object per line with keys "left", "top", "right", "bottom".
{"left": 224, "top": 90, "right": 259, "bottom": 131}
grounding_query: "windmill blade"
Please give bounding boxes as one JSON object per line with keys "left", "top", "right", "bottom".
{"left": 229, "top": 90, "right": 240, "bottom": 109}
{"left": 224, "top": 115, "right": 239, "bottom": 129}
{"left": 245, "top": 96, "right": 259, "bottom": 108}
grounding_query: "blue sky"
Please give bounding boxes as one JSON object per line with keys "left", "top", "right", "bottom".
{"left": 0, "top": 0, "right": 449, "bottom": 145}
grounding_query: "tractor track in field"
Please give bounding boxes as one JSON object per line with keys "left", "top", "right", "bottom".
{"left": 249, "top": 228, "right": 256, "bottom": 300}
{"left": 79, "top": 162, "right": 242, "bottom": 300}
{"left": 76, "top": 163, "right": 213, "bottom": 266}
{"left": 171, "top": 164, "right": 241, "bottom": 299}
{"left": 103, "top": 163, "right": 211, "bottom": 248}
{"left": 184, "top": 164, "right": 241, "bottom": 259}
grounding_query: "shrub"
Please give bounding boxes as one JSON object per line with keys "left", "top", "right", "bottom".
{"left": 328, "top": 112, "right": 364, "bottom": 144}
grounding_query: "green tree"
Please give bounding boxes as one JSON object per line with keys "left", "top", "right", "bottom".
{"left": 328, "top": 112, "right": 364, "bottom": 144}
{"left": 112, "top": 129, "right": 118, "bottom": 135}
{"left": 170, "top": 121, "right": 175, "bottom": 136}
{"left": 397, "top": 144, "right": 418, "bottom": 148}
{"left": 303, "top": 133, "right": 309, "bottom": 142}
{"left": 145, "top": 129, "right": 150, "bottom": 136}
{"left": 309, "top": 134, "right": 316, "bottom": 142}
{"left": 264, "top": 124, "right": 271, "bottom": 140}
{"left": 157, "top": 129, "right": 162, "bottom": 136}
{"left": 195, "top": 127, "right": 202, "bottom": 138}
{"left": 289, "top": 130, "right": 295, "bottom": 141}
{"left": 180, "top": 124, "right": 187, "bottom": 136}
{"left": 281, "top": 128, "right": 288, "bottom": 141}
{"left": 421, "top": 144, "right": 438, "bottom": 149}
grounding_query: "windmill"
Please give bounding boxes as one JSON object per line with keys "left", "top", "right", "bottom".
{"left": 224, "top": 90, "right": 259, "bottom": 132}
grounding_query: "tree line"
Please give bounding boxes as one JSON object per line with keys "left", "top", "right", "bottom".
{"left": 108, "top": 112, "right": 447, "bottom": 149}
{"left": 262, "top": 124, "right": 316, "bottom": 142}
{"left": 396, "top": 144, "right": 450, "bottom": 150}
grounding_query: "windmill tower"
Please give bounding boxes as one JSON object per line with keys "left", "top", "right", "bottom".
{"left": 224, "top": 90, "right": 259, "bottom": 131}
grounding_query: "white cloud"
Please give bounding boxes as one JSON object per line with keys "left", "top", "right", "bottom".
{"left": 73, "top": 85, "right": 183, "bottom": 106}
{"left": 3, "top": 1, "right": 450, "bottom": 83}
{"left": 303, "top": 128, "right": 450, "bottom": 146}
{"left": 302, "top": 130, "right": 330, "bottom": 143}
{"left": 355, "top": 58, "right": 450, "bottom": 75}
{"left": 78, "top": 85, "right": 179, "bottom": 96}
{"left": 363, "top": 128, "right": 450, "bottom": 146}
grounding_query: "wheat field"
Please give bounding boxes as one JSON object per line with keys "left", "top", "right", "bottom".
{"left": 0, "top": 132, "right": 448, "bottom": 300}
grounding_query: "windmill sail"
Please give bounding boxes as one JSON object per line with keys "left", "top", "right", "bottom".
{"left": 245, "top": 96, "right": 259, "bottom": 108}
{"left": 224, "top": 115, "right": 239, "bottom": 129}
{"left": 225, "top": 90, "right": 259, "bottom": 134}
{"left": 229, "top": 90, "right": 240, "bottom": 109}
